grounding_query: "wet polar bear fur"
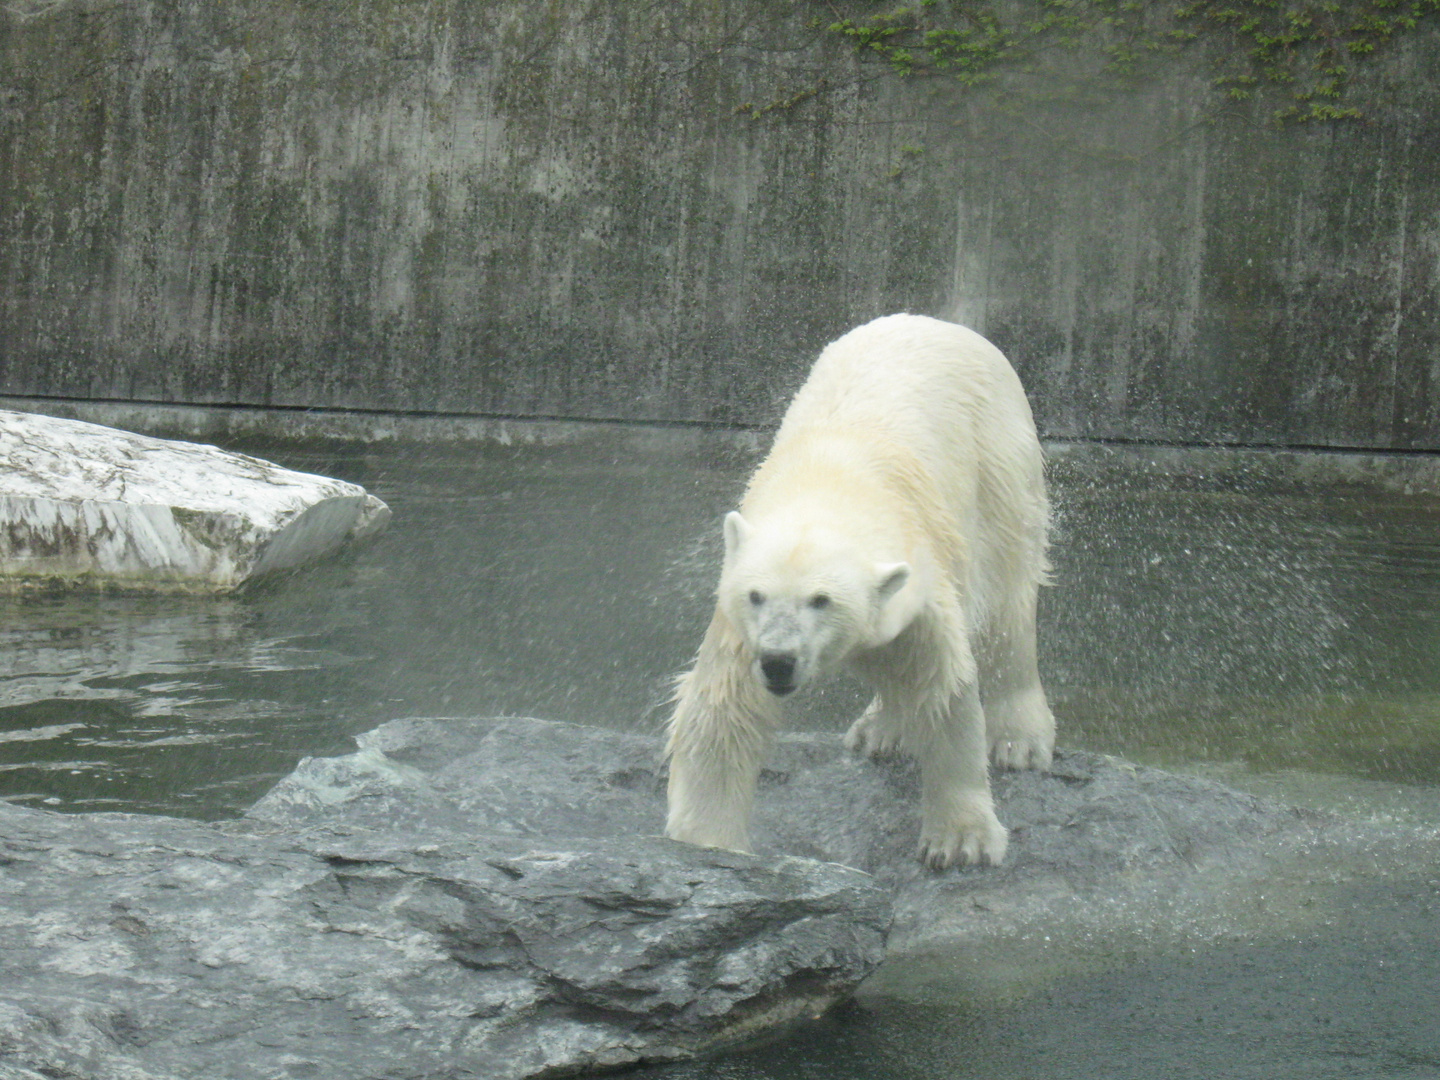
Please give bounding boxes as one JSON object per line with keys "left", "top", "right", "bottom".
{"left": 665, "top": 313, "right": 1055, "bottom": 869}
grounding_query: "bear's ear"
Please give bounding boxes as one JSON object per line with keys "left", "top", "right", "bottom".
{"left": 871, "top": 561, "right": 918, "bottom": 645}
{"left": 723, "top": 511, "right": 753, "bottom": 562}
{"left": 876, "top": 562, "right": 910, "bottom": 601}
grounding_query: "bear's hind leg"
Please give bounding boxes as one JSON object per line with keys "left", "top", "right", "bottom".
{"left": 844, "top": 695, "right": 905, "bottom": 759}
{"left": 978, "top": 598, "right": 1055, "bottom": 772}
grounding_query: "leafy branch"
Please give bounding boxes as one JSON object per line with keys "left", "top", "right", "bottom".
{"left": 825, "top": 1, "right": 1440, "bottom": 122}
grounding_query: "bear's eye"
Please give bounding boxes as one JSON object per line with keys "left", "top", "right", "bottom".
{"left": 808, "top": 593, "right": 831, "bottom": 610}
{"left": 748, "top": 590, "right": 764, "bottom": 607}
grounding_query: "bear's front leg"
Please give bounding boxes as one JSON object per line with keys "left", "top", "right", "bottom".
{"left": 664, "top": 613, "right": 780, "bottom": 853}
{"left": 915, "top": 682, "right": 1008, "bottom": 869}
{"left": 665, "top": 744, "right": 761, "bottom": 853}
{"left": 978, "top": 603, "right": 1056, "bottom": 772}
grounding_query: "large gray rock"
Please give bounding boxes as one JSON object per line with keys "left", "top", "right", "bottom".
{"left": 0, "top": 410, "right": 390, "bottom": 591}
{"left": 0, "top": 721, "right": 891, "bottom": 1080}
{"left": 1, "top": 714, "right": 1373, "bottom": 1080}
{"left": 251, "top": 717, "right": 1327, "bottom": 954}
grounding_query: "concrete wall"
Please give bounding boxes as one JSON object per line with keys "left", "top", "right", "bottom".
{"left": 2, "top": 0, "right": 1438, "bottom": 449}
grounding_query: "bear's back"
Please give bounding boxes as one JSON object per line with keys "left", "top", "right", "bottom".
{"left": 776, "top": 313, "right": 1035, "bottom": 466}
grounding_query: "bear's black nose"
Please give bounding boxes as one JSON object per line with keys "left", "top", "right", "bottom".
{"left": 760, "top": 652, "right": 797, "bottom": 695}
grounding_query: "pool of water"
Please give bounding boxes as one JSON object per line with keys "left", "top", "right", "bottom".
{"left": 2, "top": 429, "right": 1439, "bottom": 1078}
{"left": 3, "top": 433, "right": 1437, "bottom": 818}
{"left": 0, "top": 434, "right": 752, "bottom": 815}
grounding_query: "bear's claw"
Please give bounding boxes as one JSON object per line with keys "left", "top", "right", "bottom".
{"left": 917, "top": 812, "right": 1009, "bottom": 870}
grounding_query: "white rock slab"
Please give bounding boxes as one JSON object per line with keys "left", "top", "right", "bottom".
{"left": 0, "top": 410, "right": 391, "bottom": 592}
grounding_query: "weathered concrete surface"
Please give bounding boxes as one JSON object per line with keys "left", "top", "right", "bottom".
{"left": 2, "top": 1, "right": 1438, "bottom": 450}
{"left": 0, "top": 410, "right": 390, "bottom": 591}
{"left": 2, "top": 713, "right": 1422, "bottom": 1079}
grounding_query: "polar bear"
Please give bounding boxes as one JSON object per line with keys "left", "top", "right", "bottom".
{"left": 664, "top": 313, "right": 1055, "bottom": 869}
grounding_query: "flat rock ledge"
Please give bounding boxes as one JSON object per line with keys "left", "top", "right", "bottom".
{"left": 0, "top": 716, "right": 1392, "bottom": 1080}
{"left": 0, "top": 410, "right": 390, "bottom": 592}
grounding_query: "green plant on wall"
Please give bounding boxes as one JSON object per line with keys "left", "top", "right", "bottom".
{"left": 826, "top": 0, "right": 1440, "bottom": 122}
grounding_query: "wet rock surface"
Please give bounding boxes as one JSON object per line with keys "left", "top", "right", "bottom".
{"left": 0, "top": 715, "right": 1376, "bottom": 1079}
{"left": 252, "top": 717, "right": 1332, "bottom": 953}
{"left": 0, "top": 719, "right": 891, "bottom": 1080}
{"left": 0, "top": 410, "right": 390, "bottom": 591}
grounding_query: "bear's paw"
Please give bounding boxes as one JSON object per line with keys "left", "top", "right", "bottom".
{"left": 843, "top": 699, "right": 906, "bottom": 759}
{"left": 986, "top": 688, "right": 1056, "bottom": 772}
{"left": 918, "top": 800, "right": 1009, "bottom": 870}
{"left": 989, "top": 731, "right": 1054, "bottom": 772}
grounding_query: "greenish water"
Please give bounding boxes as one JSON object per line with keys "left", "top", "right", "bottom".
{"left": 651, "top": 864, "right": 1440, "bottom": 1080}
{"left": 2, "top": 436, "right": 1435, "bottom": 817}
{"left": 2, "top": 433, "right": 1439, "bottom": 1079}
{"left": 0, "top": 436, "right": 749, "bottom": 815}
{"left": 1047, "top": 479, "right": 1440, "bottom": 791}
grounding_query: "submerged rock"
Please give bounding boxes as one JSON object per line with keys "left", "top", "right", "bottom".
{"left": 0, "top": 410, "right": 389, "bottom": 591}
{"left": 3, "top": 714, "right": 1374, "bottom": 1080}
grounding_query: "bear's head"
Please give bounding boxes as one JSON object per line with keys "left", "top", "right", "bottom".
{"left": 718, "top": 510, "right": 920, "bottom": 697}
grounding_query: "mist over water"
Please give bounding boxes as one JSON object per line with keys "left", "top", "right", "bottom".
{"left": 1049, "top": 476, "right": 1440, "bottom": 788}
{"left": 1, "top": 436, "right": 1437, "bottom": 820}
{"left": 0, "top": 437, "right": 737, "bottom": 815}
